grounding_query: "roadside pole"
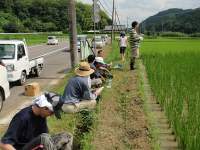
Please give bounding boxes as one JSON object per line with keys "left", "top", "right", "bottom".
{"left": 68, "top": 0, "right": 78, "bottom": 68}
{"left": 114, "top": 8, "right": 116, "bottom": 40}
{"left": 93, "top": 0, "right": 100, "bottom": 55}
{"left": 111, "top": 0, "right": 115, "bottom": 44}
{"left": 93, "top": 0, "right": 96, "bottom": 55}
{"left": 127, "top": 17, "right": 129, "bottom": 32}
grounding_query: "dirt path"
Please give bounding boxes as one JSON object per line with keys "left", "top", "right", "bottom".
{"left": 91, "top": 62, "right": 151, "bottom": 149}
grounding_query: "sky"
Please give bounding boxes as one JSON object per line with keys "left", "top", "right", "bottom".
{"left": 80, "top": 0, "right": 200, "bottom": 26}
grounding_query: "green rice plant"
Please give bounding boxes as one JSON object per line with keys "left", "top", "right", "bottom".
{"left": 141, "top": 38, "right": 200, "bottom": 149}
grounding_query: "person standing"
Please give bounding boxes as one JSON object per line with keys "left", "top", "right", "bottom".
{"left": 129, "top": 21, "right": 143, "bottom": 70}
{"left": 119, "top": 32, "right": 128, "bottom": 61}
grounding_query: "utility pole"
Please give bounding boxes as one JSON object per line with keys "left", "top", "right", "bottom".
{"left": 111, "top": 0, "right": 115, "bottom": 44}
{"left": 161, "top": 22, "right": 164, "bottom": 32}
{"left": 93, "top": 0, "right": 100, "bottom": 55}
{"left": 127, "top": 17, "right": 129, "bottom": 32}
{"left": 68, "top": 0, "right": 78, "bottom": 68}
{"left": 114, "top": 8, "right": 117, "bottom": 40}
{"left": 93, "top": 0, "right": 96, "bottom": 55}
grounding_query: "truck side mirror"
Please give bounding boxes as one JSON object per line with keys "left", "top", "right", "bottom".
{"left": 17, "top": 53, "right": 22, "bottom": 60}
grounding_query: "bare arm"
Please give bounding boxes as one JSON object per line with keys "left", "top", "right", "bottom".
{"left": 0, "top": 143, "right": 16, "bottom": 150}
{"left": 126, "top": 37, "right": 128, "bottom": 46}
{"left": 94, "top": 87, "right": 104, "bottom": 96}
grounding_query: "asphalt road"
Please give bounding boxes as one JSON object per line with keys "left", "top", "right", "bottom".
{"left": 0, "top": 41, "right": 71, "bottom": 125}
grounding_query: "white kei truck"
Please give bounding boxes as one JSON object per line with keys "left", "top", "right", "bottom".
{"left": 0, "top": 40, "right": 44, "bottom": 85}
{"left": 0, "top": 60, "right": 10, "bottom": 112}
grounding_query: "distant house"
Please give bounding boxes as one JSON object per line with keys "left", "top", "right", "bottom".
{"left": 104, "top": 25, "right": 126, "bottom": 32}
{"left": 87, "top": 30, "right": 100, "bottom": 33}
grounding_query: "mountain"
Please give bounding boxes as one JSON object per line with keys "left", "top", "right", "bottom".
{"left": 141, "top": 8, "right": 200, "bottom": 34}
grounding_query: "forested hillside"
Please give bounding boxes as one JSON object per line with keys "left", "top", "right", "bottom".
{"left": 0, "top": 0, "right": 111, "bottom": 33}
{"left": 141, "top": 8, "right": 200, "bottom": 34}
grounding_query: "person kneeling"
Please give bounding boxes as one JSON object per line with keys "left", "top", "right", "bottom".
{"left": 62, "top": 62, "right": 104, "bottom": 113}
{"left": 0, "top": 93, "right": 72, "bottom": 150}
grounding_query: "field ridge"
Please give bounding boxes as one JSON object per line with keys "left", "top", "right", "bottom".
{"left": 138, "top": 59, "right": 180, "bottom": 150}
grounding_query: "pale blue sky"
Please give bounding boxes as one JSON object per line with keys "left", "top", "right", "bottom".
{"left": 79, "top": 0, "right": 200, "bottom": 25}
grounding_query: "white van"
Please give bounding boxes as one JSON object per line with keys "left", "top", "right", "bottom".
{"left": 0, "top": 60, "right": 10, "bottom": 112}
{"left": 47, "top": 36, "right": 58, "bottom": 45}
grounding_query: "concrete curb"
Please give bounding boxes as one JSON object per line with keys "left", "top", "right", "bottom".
{"left": 0, "top": 74, "right": 66, "bottom": 126}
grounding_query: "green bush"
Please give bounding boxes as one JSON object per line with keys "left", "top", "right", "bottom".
{"left": 160, "top": 32, "right": 188, "bottom": 37}
{"left": 2, "top": 22, "right": 26, "bottom": 33}
{"left": 189, "top": 33, "right": 200, "bottom": 37}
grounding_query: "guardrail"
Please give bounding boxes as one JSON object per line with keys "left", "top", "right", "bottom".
{"left": 79, "top": 39, "right": 95, "bottom": 61}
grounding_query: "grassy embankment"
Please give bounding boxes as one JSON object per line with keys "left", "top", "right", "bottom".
{"left": 47, "top": 44, "right": 114, "bottom": 149}
{"left": 47, "top": 41, "right": 154, "bottom": 149}
{"left": 141, "top": 38, "right": 200, "bottom": 149}
{"left": 0, "top": 40, "right": 156, "bottom": 149}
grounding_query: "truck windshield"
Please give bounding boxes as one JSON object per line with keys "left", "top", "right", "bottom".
{"left": 0, "top": 44, "right": 15, "bottom": 59}
{"left": 95, "top": 38, "right": 102, "bottom": 42}
{"left": 48, "top": 36, "right": 55, "bottom": 39}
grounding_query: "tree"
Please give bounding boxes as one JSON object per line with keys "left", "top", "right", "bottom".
{"left": 0, "top": 0, "right": 111, "bottom": 32}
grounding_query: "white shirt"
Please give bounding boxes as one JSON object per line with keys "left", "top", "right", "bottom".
{"left": 119, "top": 36, "right": 127, "bottom": 47}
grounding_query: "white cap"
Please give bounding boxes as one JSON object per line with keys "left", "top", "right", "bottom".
{"left": 32, "top": 94, "right": 54, "bottom": 112}
{"left": 32, "top": 92, "right": 63, "bottom": 119}
{"left": 95, "top": 57, "right": 105, "bottom": 64}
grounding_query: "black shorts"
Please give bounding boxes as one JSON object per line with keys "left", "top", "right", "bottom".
{"left": 120, "top": 47, "right": 126, "bottom": 54}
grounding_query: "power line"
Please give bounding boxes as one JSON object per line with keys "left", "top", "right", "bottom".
{"left": 113, "top": 0, "right": 124, "bottom": 31}
{"left": 115, "top": 8, "right": 122, "bottom": 30}
{"left": 98, "top": 0, "right": 112, "bottom": 17}
{"left": 101, "top": 0, "right": 112, "bottom": 13}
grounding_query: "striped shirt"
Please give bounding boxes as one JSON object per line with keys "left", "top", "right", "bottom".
{"left": 129, "top": 28, "right": 142, "bottom": 49}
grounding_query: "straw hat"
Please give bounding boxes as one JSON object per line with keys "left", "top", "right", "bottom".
{"left": 75, "top": 62, "right": 94, "bottom": 76}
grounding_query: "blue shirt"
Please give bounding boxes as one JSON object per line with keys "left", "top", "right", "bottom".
{"left": 90, "top": 63, "right": 101, "bottom": 79}
{"left": 62, "top": 76, "right": 96, "bottom": 104}
{"left": 1, "top": 106, "right": 48, "bottom": 149}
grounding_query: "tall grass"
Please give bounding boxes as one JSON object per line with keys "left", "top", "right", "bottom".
{"left": 141, "top": 38, "right": 200, "bottom": 149}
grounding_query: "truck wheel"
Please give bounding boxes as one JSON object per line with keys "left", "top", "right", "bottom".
{"left": 0, "top": 91, "right": 3, "bottom": 112}
{"left": 18, "top": 71, "right": 26, "bottom": 85}
{"left": 35, "top": 67, "right": 42, "bottom": 77}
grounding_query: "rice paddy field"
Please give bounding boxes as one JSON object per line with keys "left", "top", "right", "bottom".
{"left": 140, "top": 38, "right": 200, "bottom": 149}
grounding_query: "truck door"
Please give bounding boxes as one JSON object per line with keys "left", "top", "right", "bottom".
{"left": 16, "top": 44, "right": 29, "bottom": 74}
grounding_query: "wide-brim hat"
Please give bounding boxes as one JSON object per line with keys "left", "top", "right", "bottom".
{"left": 75, "top": 62, "right": 94, "bottom": 76}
